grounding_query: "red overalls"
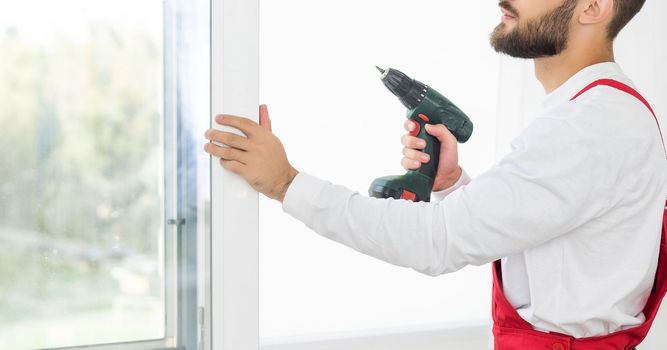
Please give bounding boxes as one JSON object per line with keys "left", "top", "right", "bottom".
{"left": 491, "top": 79, "right": 667, "bottom": 350}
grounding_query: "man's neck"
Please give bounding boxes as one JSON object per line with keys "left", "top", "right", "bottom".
{"left": 534, "top": 43, "right": 614, "bottom": 94}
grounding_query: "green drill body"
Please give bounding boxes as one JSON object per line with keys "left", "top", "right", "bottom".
{"left": 369, "top": 67, "right": 473, "bottom": 202}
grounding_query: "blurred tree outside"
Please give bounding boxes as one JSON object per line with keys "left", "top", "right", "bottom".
{"left": 0, "top": 18, "right": 164, "bottom": 349}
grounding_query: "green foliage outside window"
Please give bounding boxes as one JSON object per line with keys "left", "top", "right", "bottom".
{"left": 0, "top": 23, "right": 164, "bottom": 348}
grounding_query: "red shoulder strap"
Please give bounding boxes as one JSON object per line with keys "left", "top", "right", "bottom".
{"left": 570, "top": 78, "right": 666, "bottom": 158}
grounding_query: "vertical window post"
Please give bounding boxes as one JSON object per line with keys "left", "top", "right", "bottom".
{"left": 210, "top": 0, "right": 259, "bottom": 348}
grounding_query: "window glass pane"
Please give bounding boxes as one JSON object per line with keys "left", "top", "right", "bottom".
{"left": 0, "top": 0, "right": 165, "bottom": 348}
{"left": 260, "top": 1, "right": 499, "bottom": 338}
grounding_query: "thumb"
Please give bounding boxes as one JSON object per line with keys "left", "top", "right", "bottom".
{"left": 425, "top": 123, "right": 457, "bottom": 145}
{"left": 425, "top": 123, "right": 446, "bottom": 138}
{"left": 259, "top": 104, "right": 272, "bottom": 132}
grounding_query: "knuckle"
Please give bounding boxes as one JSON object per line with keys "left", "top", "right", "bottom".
{"left": 218, "top": 147, "right": 229, "bottom": 158}
{"left": 236, "top": 133, "right": 249, "bottom": 146}
{"left": 208, "top": 144, "right": 220, "bottom": 156}
{"left": 402, "top": 157, "right": 418, "bottom": 169}
{"left": 220, "top": 159, "right": 234, "bottom": 171}
{"left": 412, "top": 138, "right": 424, "bottom": 149}
{"left": 218, "top": 131, "right": 235, "bottom": 145}
{"left": 242, "top": 117, "right": 255, "bottom": 129}
{"left": 215, "top": 131, "right": 227, "bottom": 143}
{"left": 221, "top": 146, "right": 237, "bottom": 158}
{"left": 222, "top": 160, "right": 241, "bottom": 174}
{"left": 208, "top": 129, "right": 220, "bottom": 141}
{"left": 231, "top": 132, "right": 243, "bottom": 141}
{"left": 225, "top": 132, "right": 246, "bottom": 148}
{"left": 224, "top": 132, "right": 237, "bottom": 145}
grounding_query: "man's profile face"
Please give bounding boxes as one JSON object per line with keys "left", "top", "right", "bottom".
{"left": 490, "top": 0, "right": 579, "bottom": 58}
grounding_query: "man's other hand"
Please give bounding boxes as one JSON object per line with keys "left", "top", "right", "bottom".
{"left": 204, "top": 104, "right": 298, "bottom": 203}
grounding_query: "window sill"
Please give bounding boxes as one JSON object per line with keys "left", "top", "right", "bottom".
{"left": 260, "top": 319, "right": 491, "bottom": 350}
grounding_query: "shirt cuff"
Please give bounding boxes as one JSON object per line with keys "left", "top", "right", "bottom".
{"left": 431, "top": 167, "right": 472, "bottom": 202}
{"left": 282, "top": 171, "right": 330, "bottom": 223}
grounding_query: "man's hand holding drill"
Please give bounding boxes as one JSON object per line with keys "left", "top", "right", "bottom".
{"left": 400, "top": 120, "right": 462, "bottom": 192}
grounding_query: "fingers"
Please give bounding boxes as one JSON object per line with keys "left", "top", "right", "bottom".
{"left": 401, "top": 134, "right": 426, "bottom": 149}
{"left": 204, "top": 143, "right": 248, "bottom": 164}
{"left": 404, "top": 119, "right": 417, "bottom": 132}
{"left": 205, "top": 129, "right": 251, "bottom": 150}
{"left": 402, "top": 146, "right": 430, "bottom": 162}
{"left": 401, "top": 156, "right": 422, "bottom": 170}
{"left": 401, "top": 147, "right": 430, "bottom": 170}
{"left": 401, "top": 121, "right": 428, "bottom": 170}
{"left": 215, "top": 114, "right": 257, "bottom": 136}
{"left": 220, "top": 159, "right": 246, "bottom": 176}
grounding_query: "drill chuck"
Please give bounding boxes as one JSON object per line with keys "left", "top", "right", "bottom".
{"left": 377, "top": 67, "right": 428, "bottom": 110}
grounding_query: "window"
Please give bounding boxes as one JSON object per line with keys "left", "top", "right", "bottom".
{"left": 0, "top": 0, "right": 209, "bottom": 348}
{"left": 5, "top": 0, "right": 666, "bottom": 349}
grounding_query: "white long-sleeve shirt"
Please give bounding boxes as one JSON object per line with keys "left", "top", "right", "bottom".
{"left": 281, "top": 62, "right": 667, "bottom": 338}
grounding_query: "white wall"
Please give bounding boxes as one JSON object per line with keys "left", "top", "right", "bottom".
{"left": 259, "top": 0, "right": 499, "bottom": 340}
{"left": 618, "top": 1, "right": 667, "bottom": 348}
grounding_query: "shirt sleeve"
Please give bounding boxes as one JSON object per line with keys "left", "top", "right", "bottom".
{"left": 430, "top": 166, "right": 472, "bottom": 202}
{"left": 281, "top": 117, "right": 609, "bottom": 276}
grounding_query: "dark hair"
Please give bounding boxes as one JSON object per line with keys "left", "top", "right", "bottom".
{"left": 608, "top": 0, "right": 646, "bottom": 40}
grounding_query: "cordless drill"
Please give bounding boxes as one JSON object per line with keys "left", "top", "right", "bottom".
{"left": 369, "top": 67, "right": 473, "bottom": 202}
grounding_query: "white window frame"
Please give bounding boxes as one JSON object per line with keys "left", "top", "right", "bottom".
{"left": 208, "top": 0, "right": 259, "bottom": 348}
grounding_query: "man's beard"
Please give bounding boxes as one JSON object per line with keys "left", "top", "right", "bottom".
{"left": 490, "top": 0, "right": 578, "bottom": 58}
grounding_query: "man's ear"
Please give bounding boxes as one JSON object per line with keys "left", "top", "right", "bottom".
{"left": 579, "top": 0, "right": 614, "bottom": 24}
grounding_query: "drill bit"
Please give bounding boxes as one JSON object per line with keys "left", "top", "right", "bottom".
{"left": 375, "top": 66, "right": 386, "bottom": 75}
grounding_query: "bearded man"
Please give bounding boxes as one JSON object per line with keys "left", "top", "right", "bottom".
{"left": 204, "top": 1, "right": 667, "bottom": 348}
